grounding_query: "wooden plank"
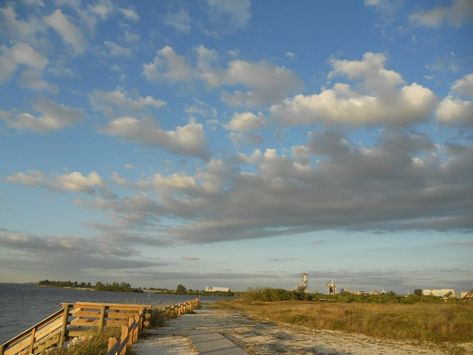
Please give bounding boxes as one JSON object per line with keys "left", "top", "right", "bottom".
{"left": 34, "top": 333, "right": 60, "bottom": 354}
{"left": 75, "top": 302, "right": 151, "bottom": 308}
{"left": 107, "top": 312, "right": 137, "bottom": 319}
{"left": 70, "top": 319, "right": 99, "bottom": 327}
{"left": 72, "top": 311, "right": 101, "bottom": 318}
{"left": 105, "top": 319, "right": 128, "bottom": 328}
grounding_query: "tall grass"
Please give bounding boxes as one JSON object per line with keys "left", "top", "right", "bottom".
{"left": 51, "top": 328, "right": 121, "bottom": 355}
{"left": 221, "top": 298, "right": 473, "bottom": 343}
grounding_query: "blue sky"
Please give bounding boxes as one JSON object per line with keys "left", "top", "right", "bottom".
{"left": 1, "top": 0, "right": 472, "bottom": 293}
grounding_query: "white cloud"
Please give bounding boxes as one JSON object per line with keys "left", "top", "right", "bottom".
{"left": 90, "top": 89, "right": 165, "bottom": 117}
{"left": 163, "top": 9, "right": 191, "bottom": 33}
{"left": 8, "top": 170, "right": 105, "bottom": 194}
{"left": 270, "top": 52, "right": 436, "bottom": 125}
{"left": 18, "top": 68, "right": 57, "bottom": 93}
{"left": 7, "top": 170, "right": 45, "bottom": 186}
{"left": 452, "top": 73, "right": 473, "bottom": 97}
{"left": 219, "top": 60, "right": 304, "bottom": 108}
{"left": 54, "top": 171, "right": 104, "bottom": 193}
{"left": 0, "top": 42, "right": 48, "bottom": 83}
{"left": 437, "top": 73, "right": 473, "bottom": 125}
{"left": 207, "top": 0, "right": 251, "bottom": 29}
{"left": 0, "top": 3, "right": 43, "bottom": 40}
{"left": 225, "top": 111, "right": 265, "bottom": 132}
{"left": 118, "top": 7, "right": 139, "bottom": 22}
{"left": 409, "top": 0, "right": 473, "bottom": 28}
{"left": 143, "top": 46, "right": 194, "bottom": 82}
{"left": 0, "top": 98, "right": 84, "bottom": 132}
{"left": 436, "top": 98, "right": 473, "bottom": 124}
{"left": 104, "top": 41, "right": 131, "bottom": 57}
{"left": 143, "top": 45, "right": 303, "bottom": 108}
{"left": 152, "top": 173, "right": 197, "bottom": 189}
{"left": 103, "top": 117, "right": 209, "bottom": 159}
{"left": 44, "top": 9, "right": 86, "bottom": 54}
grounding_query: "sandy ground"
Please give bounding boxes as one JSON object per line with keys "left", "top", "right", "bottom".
{"left": 132, "top": 304, "right": 471, "bottom": 355}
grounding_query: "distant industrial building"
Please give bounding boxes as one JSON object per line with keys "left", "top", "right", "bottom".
{"left": 295, "top": 273, "right": 309, "bottom": 293}
{"left": 422, "top": 289, "right": 455, "bottom": 297}
{"left": 205, "top": 286, "right": 230, "bottom": 292}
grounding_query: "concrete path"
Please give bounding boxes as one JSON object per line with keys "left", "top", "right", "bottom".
{"left": 189, "top": 332, "right": 247, "bottom": 354}
{"left": 132, "top": 306, "right": 248, "bottom": 355}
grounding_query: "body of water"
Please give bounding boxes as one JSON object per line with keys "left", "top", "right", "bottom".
{"left": 0, "top": 283, "right": 218, "bottom": 343}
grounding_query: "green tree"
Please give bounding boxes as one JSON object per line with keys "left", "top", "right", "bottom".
{"left": 176, "top": 284, "right": 187, "bottom": 294}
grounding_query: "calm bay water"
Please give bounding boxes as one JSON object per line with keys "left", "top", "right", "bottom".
{"left": 0, "top": 283, "right": 218, "bottom": 343}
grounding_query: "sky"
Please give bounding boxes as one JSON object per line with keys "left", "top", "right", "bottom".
{"left": 0, "top": 0, "right": 472, "bottom": 293}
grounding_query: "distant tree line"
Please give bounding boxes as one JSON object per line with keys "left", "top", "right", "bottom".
{"left": 38, "top": 280, "right": 143, "bottom": 293}
{"left": 145, "top": 284, "right": 237, "bottom": 297}
{"left": 241, "top": 288, "right": 465, "bottom": 304}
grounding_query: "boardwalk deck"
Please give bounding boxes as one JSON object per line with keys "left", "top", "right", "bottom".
{"left": 132, "top": 306, "right": 248, "bottom": 355}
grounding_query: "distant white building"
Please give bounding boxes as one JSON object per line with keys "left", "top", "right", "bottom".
{"left": 422, "top": 289, "right": 455, "bottom": 297}
{"left": 205, "top": 286, "right": 230, "bottom": 292}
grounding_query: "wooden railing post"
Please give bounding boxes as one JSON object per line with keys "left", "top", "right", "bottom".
{"left": 107, "top": 337, "right": 117, "bottom": 353}
{"left": 28, "top": 326, "right": 36, "bottom": 353}
{"left": 99, "top": 305, "right": 107, "bottom": 330}
{"left": 120, "top": 325, "right": 127, "bottom": 355}
{"left": 58, "top": 303, "right": 71, "bottom": 348}
{"left": 127, "top": 318, "right": 133, "bottom": 348}
{"left": 133, "top": 315, "right": 139, "bottom": 342}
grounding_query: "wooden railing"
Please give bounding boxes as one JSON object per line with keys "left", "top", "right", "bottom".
{"left": 106, "top": 298, "right": 200, "bottom": 355}
{"left": 0, "top": 298, "right": 200, "bottom": 355}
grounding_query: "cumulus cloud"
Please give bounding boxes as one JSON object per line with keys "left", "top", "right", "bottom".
{"left": 103, "top": 117, "right": 209, "bottom": 159}
{"left": 437, "top": 73, "right": 473, "bottom": 125}
{"left": 8, "top": 170, "right": 105, "bottom": 194}
{"left": 409, "top": 0, "right": 473, "bottom": 28}
{"left": 86, "top": 129, "right": 472, "bottom": 244}
{"left": 270, "top": 52, "right": 436, "bottom": 125}
{"left": 143, "top": 45, "right": 303, "bottom": 108}
{"left": 0, "top": 98, "right": 84, "bottom": 132}
{"left": 143, "top": 46, "right": 194, "bottom": 82}
{"left": 0, "top": 42, "right": 47, "bottom": 83}
{"left": 225, "top": 112, "right": 265, "bottom": 132}
{"left": 44, "top": 9, "right": 86, "bottom": 54}
{"left": 90, "top": 89, "right": 165, "bottom": 117}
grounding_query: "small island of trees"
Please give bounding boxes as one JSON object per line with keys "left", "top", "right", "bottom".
{"left": 38, "top": 280, "right": 143, "bottom": 293}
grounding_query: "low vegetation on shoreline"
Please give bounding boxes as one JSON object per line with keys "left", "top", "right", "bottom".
{"left": 241, "top": 287, "right": 466, "bottom": 304}
{"left": 38, "top": 280, "right": 143, "bottom": 293}
{"left": 217, "top": 288, "right": 473, "bottom": 345}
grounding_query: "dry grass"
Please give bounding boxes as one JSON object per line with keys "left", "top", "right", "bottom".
{"left": 51, "top": 328, "right": 121, "bottom": 355}
{"left": 218, "top": 300, "right": 473, "bottom": 344}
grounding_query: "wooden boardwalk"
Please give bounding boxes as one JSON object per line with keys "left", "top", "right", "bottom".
{"left": 132, "top": 306, "right": 248, "bottom": 355}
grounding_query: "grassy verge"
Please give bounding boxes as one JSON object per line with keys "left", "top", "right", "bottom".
{"left": 51, "top": 328, "right": 121, "bottom": 355}
{"left": 218, "top": 299, "right": 473, "bottom": 344}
